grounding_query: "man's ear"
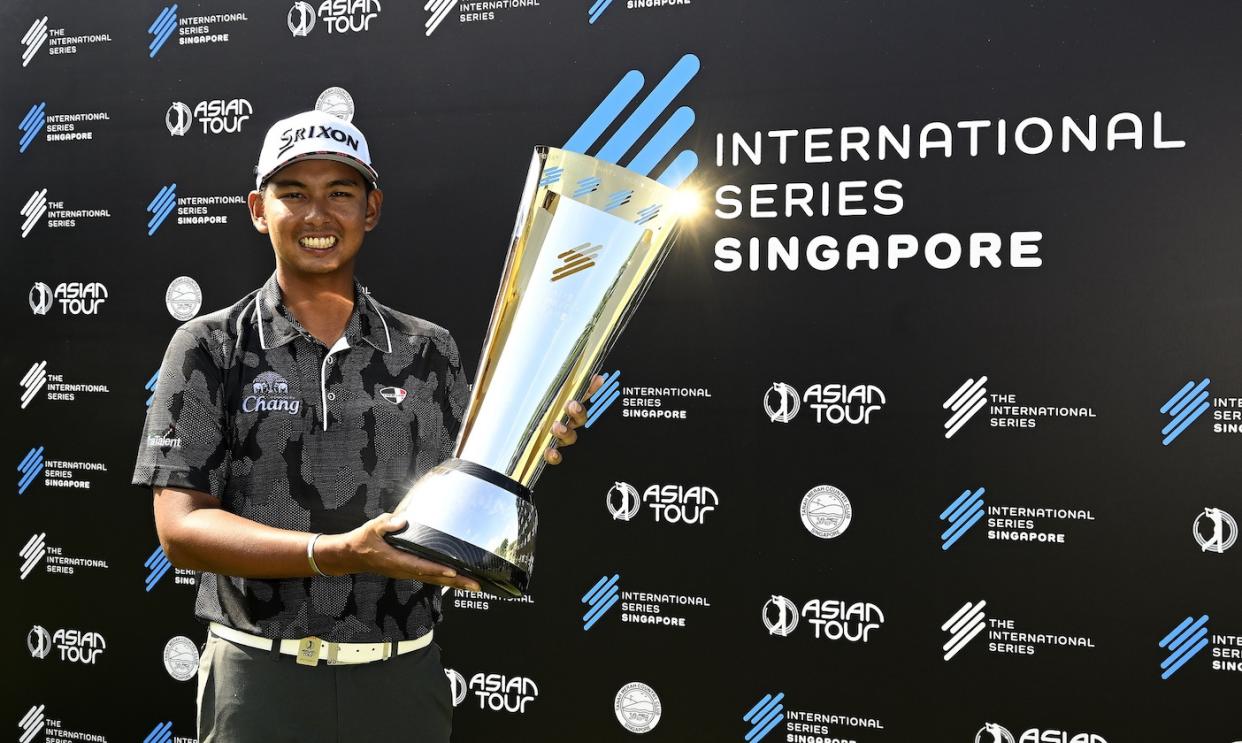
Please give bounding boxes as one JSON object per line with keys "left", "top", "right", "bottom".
{"left": 364, "top": 187, "right": 383, "bottom": 232}
{"left": 247, "top": 189, "right": 268, "bottom": 234}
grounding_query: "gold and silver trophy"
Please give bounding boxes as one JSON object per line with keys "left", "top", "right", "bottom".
{"left": 385, "top": 146, "right": 685, "bottom": 597}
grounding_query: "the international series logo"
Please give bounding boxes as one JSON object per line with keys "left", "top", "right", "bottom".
{"left": 551, "top": 243, "right": 603, "bottom": 282}
{"left": 19, "top": 102, "right": 46, "bottom": 154}
{"left": 582, "top": 574, "right": 620, "bottom": 630}
{"left": 22, "top": 17, "right": 49, "bottom": 67}
{"left": 19, "top": 532, "right": 47, "bottom": 580}
{"left": 743, "top": 692, "right": 785, "bottom": 743}
{"left": 146, "top": 371, "right": 160, "bottom": 406}
{"left": 147, "top": 183, "right": 177, "bottom": 235}
{"left": 19, "top": 362, "right": 47, "bottom": 409}
{"left": 425, "top": 0, "right": 458, "bottom": 36}
{"left": 21, "top": 188, "right": 48, "bottom": 238}
{"left": 562, "top": 53, "right": 699, "bottom": 188}
{"left": 585, "top": 370, "right": 622, "bottom": 428}
{"left": 20, "top": 705, "right": 46, "bottom": 742}
{"left": 940, "top": 487, "right": 986, "bottom": 550}
{"left": 148, "top": 5, "right": 178, "bottom": 58}
{"left": 1158, "top": 614, "right": 1209, "bottom": 680}
{"left": 1159, "top": 378, "right": 1210, "bottom": 445}
{"left": 145, "top": 546, "right": 173, "bottom": 591}
{"left": 144, "top": 721, "right": 175, "bottom": 743}
{"left": 587, "top": 0, "right": 615, "bottom": 24}
{"left": 942, "top": 599, "right": 987, "bottom": 661}
{"left": 943, "top": 376, "right": 988, "bottom": 439}
{"left": 18, "top": 446, "right": 45, "bottom": 494}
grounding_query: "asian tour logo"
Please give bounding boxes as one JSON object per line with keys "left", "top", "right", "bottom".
{"left": 743, "top": 693, "right": 785, "bottom": 743}
{"left": 166, "top": 99, "right": 252, "bottom": 136}
{"left": 762, "top": 595, "right": 799, "bottom": 637}
{"left": 1194, "top": 507, "right": 1236, "bottom": 554}
{"left": 940, "top": 487, "right": 986, "bottom": 550}
{"left": 289, "top": 0, "right": 382, "bottom": 36}
{"left": 18, "top": 102, "right": 46, "bottom": 153}
{"left": 1159, "top": 614, "right": 1209, "bottom": 680}
{"left": 585, "top": 370, "right": 622, "bottom": 428}
{"left": 943, "top": 600, "right": 987, "bottom": 660}
{"left": 582, "top": 574, "right": 620, "bottom": 630}
{"left": 147, "top": 5, "right": 178, "bottom": 58}
{"left": 608, "top": 481, "right": 717, "bottom": 525}
{"left": 764, "top": 382, "right": 800, "bottom": 423}
{"left": 944, "top": 376, "right": 988, "bottom": 439}
{"left": 18, "top": 446, "right": 45, "bottom": 494}
{"left": 764, "top": 382, "right": 885, "bottom": 425}
{"left": 1159, "top": 378, "right": 1210, "bottom": 445}
{"left": 975, "top": 723, "right": 1015, "bottom": 743}
{"left": 761, "top": 595, "right": 884, "bottom": 642}
{"left": 28, "top": 282, "right": 107, "bottom": 315}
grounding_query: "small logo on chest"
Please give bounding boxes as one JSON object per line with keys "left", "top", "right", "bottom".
{"left": 241, "top": 371, "right": 301, "bottom": 415}
{"left": 379, "top": 386, "right": 407, "bottom": 405}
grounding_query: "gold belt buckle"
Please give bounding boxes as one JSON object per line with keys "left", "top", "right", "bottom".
{"left": 326, "top": 642, "right": 342, "bottom": 665}
{"left": 296, "top": 637, "right": 322, "bottom": 667}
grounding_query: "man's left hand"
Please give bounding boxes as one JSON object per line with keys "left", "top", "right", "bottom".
{"left": 544, "top": 374, "right": 605, "bottom": 465}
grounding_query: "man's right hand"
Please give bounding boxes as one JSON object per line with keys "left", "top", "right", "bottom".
{"left": 318, "top": 513, "right": 482, "bottom": 592}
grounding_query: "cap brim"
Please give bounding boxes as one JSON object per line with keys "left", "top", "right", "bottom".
{"left": 257, "top": 151, "right": 379, "bottom": 190}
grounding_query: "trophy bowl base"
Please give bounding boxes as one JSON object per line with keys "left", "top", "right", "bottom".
{"left": 384, "top": 458, "right": 536, "bottom": 599}
{"left": 385, "top": 523, "right": 530, "bottom": 599}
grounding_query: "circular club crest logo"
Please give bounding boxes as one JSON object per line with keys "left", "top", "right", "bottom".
{"left": 316, "top": 87, "right": 356, "bottom": 123}
{"left": 27, "top": 625, "right": 52, "bottom": 659}
{"left": 763, "top": 382, "right": 800, "bottom": 423}
{"left": 444, "top": 668, "right": 467, "bottom": 707}
{"left": 29, "top": 282, "right": 53, "bottom": 315}
{"left": 607, "top": 482, "right": 641, "bottom": 521}
{"left": 762, "top": 594, "right": 799, "bottom": 637}
{"left": 614, "top": 682, "right": 661, "bottom": 734}
{"left": 975, "top": 723, "right": 1016, "bottom": 743}
{"left": 163, "top": 636, "right": 200, "bottom": 681}
{"left": 800, "top": 485, "right": 852, "bottom": 539}
{"left": 287, "top": 1, "right": 316, "bottom": 36}
{"left": 1194, "top": 507, "right": 1237, "bottom": 554}
{"left": 165, "top": 101, "right": 192, "bottom": 136}
{"left": 165, "top": 276, "right": 202, "bottom": 321}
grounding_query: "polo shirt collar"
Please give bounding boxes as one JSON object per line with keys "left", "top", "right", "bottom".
{"left": 254, "top": 272, "right": 392, "bottom": 353}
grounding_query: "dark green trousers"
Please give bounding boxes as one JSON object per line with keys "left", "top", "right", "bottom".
{"left": 197, "top": 634, "right": 453, "bottom": 742}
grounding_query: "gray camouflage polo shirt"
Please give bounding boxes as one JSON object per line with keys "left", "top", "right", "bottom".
{"left": 133, "top": 272, "right": 469, "bottom": 642}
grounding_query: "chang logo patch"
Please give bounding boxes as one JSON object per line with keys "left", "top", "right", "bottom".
{"left": 241, "top": 371, "right": 301, "bottom": 415}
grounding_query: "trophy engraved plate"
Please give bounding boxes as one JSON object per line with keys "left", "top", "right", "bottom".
{"left": 385, "top": 146, "right": 684, "bottom": 597}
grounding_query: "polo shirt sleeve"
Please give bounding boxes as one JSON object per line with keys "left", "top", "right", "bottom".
{"left": 132, "top": 326, "right": 228, "bottom": 496}
{"left": 441, "top": 333, "right": 471, "bottom": 455}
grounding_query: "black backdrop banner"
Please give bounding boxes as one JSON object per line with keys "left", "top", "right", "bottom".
{"left": 5, "top": 1, "right": 1241, "bottom": 741}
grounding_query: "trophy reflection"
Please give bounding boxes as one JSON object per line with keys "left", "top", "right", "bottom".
{"left": 385, "top": 146, "right": 686, "bottom": 597}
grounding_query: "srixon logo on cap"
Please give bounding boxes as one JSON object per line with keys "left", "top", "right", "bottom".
{"left": 277, "top": 124, "right": 360, "bottom": 156}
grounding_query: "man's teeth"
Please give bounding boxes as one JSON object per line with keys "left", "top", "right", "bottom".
{"left": 301, "top": 236, "right": 337, "bottom": 249}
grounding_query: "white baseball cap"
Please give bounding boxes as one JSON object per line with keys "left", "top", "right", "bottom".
{"left": 254, "top": 110, "right": 378, "bottom": 190}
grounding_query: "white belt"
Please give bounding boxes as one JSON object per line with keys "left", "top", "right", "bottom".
{"left": 209, "top": 622, "right": 432, "bottom": 667}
